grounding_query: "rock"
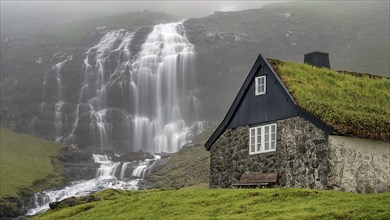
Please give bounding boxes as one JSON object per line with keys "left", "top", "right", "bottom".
{"left": 49, "top": 201, "right": 60, "bottom": 209}
{"left": 49, "top": 195, "right": 100, "bottom": 210}
{"left": 0, "top": 199, "right": 22, "bottom": 219}
{"left": 111, "top": 151, "right": 154, "bottom": 162}
{"left": 58, "top": 148, "right": 92, "bottom": 163}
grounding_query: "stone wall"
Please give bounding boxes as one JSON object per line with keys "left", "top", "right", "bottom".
{"left": 210, "top": 117, "right": 330, "bottom": 189}
{"left": 328, "top": 136, "right": 390, "bottom": 193}
{"left": 209, "top": 117, "right": 390, "bottom": 193}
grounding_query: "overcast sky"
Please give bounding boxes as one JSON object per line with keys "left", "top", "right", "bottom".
{"left": 1, "top": 1, "right": 282, "bottom": 19}
{"left": 1, "top": 1, "right": 290, "bottom": 35}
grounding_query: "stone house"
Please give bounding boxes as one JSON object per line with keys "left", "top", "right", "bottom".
{"left": 204, "top": 52, "right": 389, "bottom": 193}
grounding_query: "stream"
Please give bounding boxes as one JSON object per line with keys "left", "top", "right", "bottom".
{"left": 27, "top": 154, "right": 160, "bottom": 216}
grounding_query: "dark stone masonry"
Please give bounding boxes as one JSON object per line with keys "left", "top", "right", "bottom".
{"left": 210, "top": 117, "right": 390, "bottom": 193}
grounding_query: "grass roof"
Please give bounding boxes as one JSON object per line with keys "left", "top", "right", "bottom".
{"left": 268, "top": 59, "right": 390, "bottom": 141}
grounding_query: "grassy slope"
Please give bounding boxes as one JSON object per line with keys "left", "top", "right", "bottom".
{"left": 147, "top": 125, "right": 215, "bottom": 188}
{"left": 276, "top": 62, "right": 390, "bottom": 140}
{"left": 147, "top": 144, "right": 210, "bottom": 188}
{"left": 35, "top": 188, "right": 390, "bottom": 220}
{"left": 0, "top": 128, "right": 64, "bottom": 198}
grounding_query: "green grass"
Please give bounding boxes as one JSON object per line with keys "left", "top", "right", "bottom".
{"left": 0, "top": 128, "right": 64, "bottom": 198}
{"left": 34, "top": 187, "right": 390, "bottom": 220}
{"left": 147, "top": 144, "right": 210, "bottom": 188}
{"left": 147, "top": 125, "right": 215, "bottom": 188}
{"left": 275, "top": 61, "right": 390, "bottom": 141}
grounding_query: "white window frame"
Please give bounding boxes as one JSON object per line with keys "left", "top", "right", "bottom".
{"left": 255, "top": 75, "right": 266, "bottom": 96}
{"left": 249, "top": 123, "right": 277, "bottom": 155}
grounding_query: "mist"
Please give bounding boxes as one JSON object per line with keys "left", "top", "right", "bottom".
{"left": 1, "top": 1, "right": 281, "bottom": 35}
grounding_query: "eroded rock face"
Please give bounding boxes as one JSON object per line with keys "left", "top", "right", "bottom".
{"left": 210, "top": 117, "right": 330, "bottom": 189}
{"left": 209, "top": 117, "right": 390, "bottom": 193}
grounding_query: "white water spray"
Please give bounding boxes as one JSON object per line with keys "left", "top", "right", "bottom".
{"left": 27, "top": 154, "right": 160, "bottom": 216}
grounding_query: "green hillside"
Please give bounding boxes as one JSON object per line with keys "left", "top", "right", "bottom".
{"left": 147, "top": 126, "right": 214, "bottom": 188}
{"left": 147, "top": 144, "right": 210, "bottom": 188}
{"left": 0, "top": 128, "right": 64, "bottom": 198}
{"left": 34, "top": 187, "right": 390, "bottom": 220}
{"left": 273, "top": 61, "right": 390, "bottom": 141}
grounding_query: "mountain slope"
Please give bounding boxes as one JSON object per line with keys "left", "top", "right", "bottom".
{"left": 1, "top": 1, "right": 389, "bottom": 144}
{"left": 0, "top": 11, "right": 175, "bottom": 134}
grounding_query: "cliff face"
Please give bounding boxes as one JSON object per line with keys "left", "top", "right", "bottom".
{"left": 1, "top": 3, "right": 389, "bottom": 148}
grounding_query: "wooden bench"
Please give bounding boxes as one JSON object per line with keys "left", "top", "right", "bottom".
{"left": 232, "top": 172, "right": 278, "bottom": 188}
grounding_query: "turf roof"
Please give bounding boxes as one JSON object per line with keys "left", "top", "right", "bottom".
{"left": 268, "top": 59, "right": 390, "bottom": 141}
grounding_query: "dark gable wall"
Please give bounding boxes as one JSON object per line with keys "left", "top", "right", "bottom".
{"left": 206, "top": 55, "right": 332, "bottom": 150}
{"left": 227, "top": 57, "right": 299, "bottom": 129}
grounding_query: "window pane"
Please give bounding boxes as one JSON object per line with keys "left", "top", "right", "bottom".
{"left": 271, "top": 141, "right": 276, "bottom": 149}
{"left": 271, "top": 133, "right": 276, "bottom": 141}
{"left": 271, "top": 125, "right": 275, "bottom": 132}
{"left": 265, "top": 142, "right": 269, "bottom": 150}
{"left": 251, "top": 137, "right": 255, "bottom": 143}
{"left": 251, "top": 144, "right": 255, "bottom": 153}
{"left": 265, "top": 126, "right": 269, "bottom": 134}
{"left": 256, "top": 143, "right": 261, "bottom": 152}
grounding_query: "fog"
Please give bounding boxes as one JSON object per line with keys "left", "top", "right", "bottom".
{"left": 1, "top": 1, "right": 284, "bottom": 35}
{"left": 2, "top": 1, "right": 276, "bottom": 18}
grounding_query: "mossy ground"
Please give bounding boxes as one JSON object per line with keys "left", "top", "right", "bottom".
{"left": 147, "top": 144, "right": 210, "bottom": 188}
{"left": 147, "top": 125, "right": 214, "bottom": 188}
{"left": 0, "top": 128, "right": 64, "bottom": 198}
{"left": 34, "top": 187, "right": 390, "bottom": 220}
{"left": 276, "top": 62, "right": 390, "bottom": 140}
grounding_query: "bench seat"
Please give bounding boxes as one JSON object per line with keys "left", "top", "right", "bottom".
{"left": 232, "top": 172, "right": 278, "bottom": 188}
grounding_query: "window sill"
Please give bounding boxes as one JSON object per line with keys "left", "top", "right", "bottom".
{"left": 249, "top": 149, "right": 276, "bottom": 155}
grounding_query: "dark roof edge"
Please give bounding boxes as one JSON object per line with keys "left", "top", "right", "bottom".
{"left": 297, "top": 106, "right": 334, "bottom": 134}
{"left": 264, "top": 58, "right": 297, "bottom": 105}
{"left": 204, "top": 54, "right": 264, "bottom": 150}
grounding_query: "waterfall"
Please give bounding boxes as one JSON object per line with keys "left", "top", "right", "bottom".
{"left": 27, "top": 154, "right": 160, "bottom": 216}
{"left": 131, "top": 23, "right": 196, "bottom": 153}
{"left": 32, "top": 22, "right": 203, "bottom": 153}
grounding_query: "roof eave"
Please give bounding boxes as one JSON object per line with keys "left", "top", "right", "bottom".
{"left": 204, "top": 54, "right": 265, "bottom": 151}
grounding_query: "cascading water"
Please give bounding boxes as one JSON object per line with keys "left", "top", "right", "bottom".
{"left": 31, "top": 22, "right": 203, "bottom": 153}
{"left": 131, "top": 23, "right": 199, "bottom": 153}
{"left": 27, "top": 21, "right": 204, "bottom": 216}
{"left": 27, "top": 154, "right": 160, "bottom": 216}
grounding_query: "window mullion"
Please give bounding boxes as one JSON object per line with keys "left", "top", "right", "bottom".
{"left": 268, "top": 125, "right": 271, "bottom": 151}
{"left": 255, "top": 127, "right": 258, "bottom": 153}
{"left": 261, "top": 126, "right": 265, "bottom": 153}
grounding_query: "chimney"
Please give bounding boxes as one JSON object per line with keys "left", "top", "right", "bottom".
{"left": 304, "top": 51, "right": 330, "bottom": 69}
